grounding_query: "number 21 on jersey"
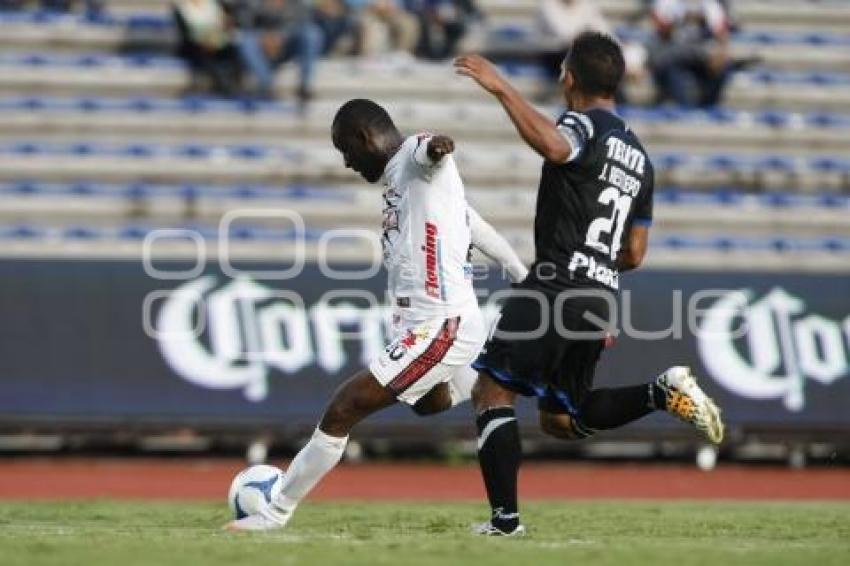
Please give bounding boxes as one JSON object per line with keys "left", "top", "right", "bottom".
{"left": 585, "top": 186, "right": 633, "bottom": 261}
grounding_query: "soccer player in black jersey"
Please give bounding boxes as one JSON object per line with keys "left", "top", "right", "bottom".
{"left": 455, "top": 32, "right": 724, "bottom": 536}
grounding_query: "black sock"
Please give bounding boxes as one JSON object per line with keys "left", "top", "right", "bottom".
{"left": 578, "top": 383, "right": 665, "bottom": 430}
{"left": 476, "top": 406, "right": 521, "bottom": 531}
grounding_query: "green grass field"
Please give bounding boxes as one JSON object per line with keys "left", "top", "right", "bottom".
{"left": 1, "top": 500, "right": 848, "bottom": 566}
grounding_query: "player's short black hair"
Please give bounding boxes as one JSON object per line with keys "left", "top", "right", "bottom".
{"left": 564, "top": 31, "right": 625, "bottom": 98}
{"left": 332, "top": 99, "right": 397, "bottom": 137}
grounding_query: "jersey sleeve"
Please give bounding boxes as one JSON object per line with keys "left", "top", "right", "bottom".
{"left": 632, "top": 162, "right": 654, "bottom": 226}
{"left": 411, "top": 133, "right": 447, "bottom": 170}
{"left": 556, "top": 111, "right": 595, "bottom": 164}
{"left": 468, "top": 206, "right": 528, "bottom": 283}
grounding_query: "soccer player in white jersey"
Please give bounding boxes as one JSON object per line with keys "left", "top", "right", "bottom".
{"left": 226, "top": 98, "right": 527, "bottom": 531}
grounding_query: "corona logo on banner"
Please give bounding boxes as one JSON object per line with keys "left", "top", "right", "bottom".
{"left": 155, "top": 276, "right": 392, "bottom": 402}
{"left": 697, "top": 287, "right": 849, "bottom": 411}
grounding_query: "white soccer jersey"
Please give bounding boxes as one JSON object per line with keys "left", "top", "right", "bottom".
{"left": 379, "top": 134, "right": 478, "bottom": 326}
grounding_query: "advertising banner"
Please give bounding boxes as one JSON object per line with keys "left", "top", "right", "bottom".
{"left": 0, "top": 260, "right": 847, "bottom": 437}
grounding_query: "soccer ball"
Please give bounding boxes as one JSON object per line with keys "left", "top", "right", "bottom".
{"left": 227, "top": 464, "right": 284, "bottom": 519}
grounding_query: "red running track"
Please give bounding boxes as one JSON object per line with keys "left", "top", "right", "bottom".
{"left": 0, "top": 459, "right": 848, "bottom": 501}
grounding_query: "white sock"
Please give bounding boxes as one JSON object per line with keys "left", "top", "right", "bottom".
{"left": 448, "top": 365, "right": 478, "bottom": 407}
{"left": 273, "top": 427, "right": 348, "bottom": 512}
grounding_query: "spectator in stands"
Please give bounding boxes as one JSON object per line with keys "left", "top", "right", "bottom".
{"left": 534, "top": 0, "right": 650, "bottom": 103}
{"left": 350, "top": 0, "right": 418, "bottom": 57}
{"left": 173, "top": 0, "right": 244, "bottom": 97}
{"left": 646, "top": 0, "right": 733, "bottom": 107}
{"left": 313, "top": 0, "right": 361, "bottom": 55}
{"left": 225, "top": 0, "right": 323, "bottom": 102}
{"left": 411, "top": 0, "right": 481, "bottom": 60}
{"left": 535, "top": 0, "right": 612, "bottom": 88}
{"left": 538, "top": 0, "right": 610, "bottom": 46}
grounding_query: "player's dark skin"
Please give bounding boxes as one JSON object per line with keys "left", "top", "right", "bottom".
{"left": 319, "top": 117, "right": 458, "bottom": 437}
{"left": 455, "top": 54, "right": 649, "bottom": 439}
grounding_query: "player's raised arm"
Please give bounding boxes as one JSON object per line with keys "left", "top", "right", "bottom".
{"left": 468, "top": 206, "right": 529, "bottom": 283}
{"left": 454, "top": 55, "right": 572, "bottom": 163}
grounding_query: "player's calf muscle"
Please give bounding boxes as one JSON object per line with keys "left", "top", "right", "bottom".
{"left": 319, "top": 370, "right": 396, "bottom": 435}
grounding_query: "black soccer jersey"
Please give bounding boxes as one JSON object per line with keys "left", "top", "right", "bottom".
{"left": 525, "top": 108, "right": 654, "bottom": 293}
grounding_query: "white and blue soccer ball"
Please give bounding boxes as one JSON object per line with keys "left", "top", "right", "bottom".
{"left": 227, "top": 464, "right": 284, "bottom": 519}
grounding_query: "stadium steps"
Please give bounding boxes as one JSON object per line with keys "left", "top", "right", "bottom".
{"left": 478, "top": 0, "right": 850, "bottom": 30}
{"left": 0, "top": 219, "right": 846, "bottom": 274}
{"left": 480, "top": 29, "right": 850, "bottom": 73}
{"left": 3, "top": 6, "right": 850, "bottom": 69}
{"left": 2, "top": 56, "right": 850, "bottom": 112}
{"left": 1, "top": 182, "right": 847, "bottom": 239}
{"left": 96, "top": 0, "right": 850, "bottom": 29}
{"left": 0, "top": 12, "right": 171, "bottom": 52}
{"left": 7, "top": 0, "right": 850, "bottom": 34}
{"left": 0, "top": 97, "right": 848, "bottom": 152}
{"left": 0, "top": 140, "right": 847, "bottom": 191}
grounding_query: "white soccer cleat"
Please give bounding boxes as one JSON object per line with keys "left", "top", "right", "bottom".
{"left": 224, "top": 504, "right": 294, "bottom": 532}
{"left": 471, "top": 521, "right": 527, "bottom": 537}
{"left": 656, "top": 366, "right": 724, "bottom": 445}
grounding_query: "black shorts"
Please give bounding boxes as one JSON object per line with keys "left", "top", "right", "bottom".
{"left": 472, "top": 288, "right": 610, "bottom": 416}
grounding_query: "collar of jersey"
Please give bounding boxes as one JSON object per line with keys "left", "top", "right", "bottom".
{"left": 380, "top": 136, "right": 413, "bottom": 186}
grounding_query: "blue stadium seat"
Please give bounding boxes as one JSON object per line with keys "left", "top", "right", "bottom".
{"left": 759, "top": 156, "right": 795, "bottom": 171}
{"left": 3, "top": 142, "right": 845, "bottom": 180}
{"left": 600, "top": 25, "right": 850, "bottom": 47}
{"left": 1, "top": 179, "right": 847, "bottom": 215}
{"left": 810, "top": 157, "right": 850, "bottom": 173}
{"left": 3, "top": 93, "right": 849, "bottom": 133}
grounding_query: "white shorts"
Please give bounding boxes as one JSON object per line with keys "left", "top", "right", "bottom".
{"left": 369, "top": 309, "right": 486, "bottom": 405}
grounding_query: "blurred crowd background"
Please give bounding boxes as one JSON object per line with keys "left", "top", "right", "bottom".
{"left": 0, "top": 0, "right": 767, "bottom": 107}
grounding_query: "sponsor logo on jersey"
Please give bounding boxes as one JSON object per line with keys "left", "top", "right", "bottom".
{"left": 567, "top": 250, "right": 619, "bottom": 289}
{"left": 697, "top": 287, "right": 849, "bottom": 411}
{"left": 424, "top": 221, "right": 441, "bottom": 299}
{"left": 604, "top": 137, "right": 646, "bottom": 175}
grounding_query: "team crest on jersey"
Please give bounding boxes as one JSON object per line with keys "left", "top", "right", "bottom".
{"left": 386, "top": 326, "right": 431, "bottom": 361}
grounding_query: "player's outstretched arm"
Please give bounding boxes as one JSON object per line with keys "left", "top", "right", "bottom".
{"left": 468, "top": 206, "right": 529, "bottom": 283}
{"left": 454, "top": 54, "right": 572, "bottom": 163}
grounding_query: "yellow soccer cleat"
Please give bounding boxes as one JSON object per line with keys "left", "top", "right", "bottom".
{"left": 656, "top": 366, "right": 724, "bottom": 445}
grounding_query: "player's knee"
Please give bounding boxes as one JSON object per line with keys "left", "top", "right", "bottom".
{"left": 539, "top": 413, "right": 577, "bottom": 439}
{"left": 320, "top": 400, "right": 355, "bottom": 434}
{"left": 472, "top": 372, "right": 512, "bottom": 413}
{"left": 539, "top": 413, "right": 594, "bottom": 441}
{"left": 411, "top": 397, "right": 448, "bottom": 416}
{"left": 411, "top": 385, "right": 452, "bottom": 416}
{"left": 471, "top": 376, "right": 485, "bottom": 407}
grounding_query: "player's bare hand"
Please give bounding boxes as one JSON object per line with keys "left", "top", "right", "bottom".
{"left": 454, "top": 54, "right": 507, "bottom": 96}
{"left": 427, "top": 135, "right": 455, "bottom": 162}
